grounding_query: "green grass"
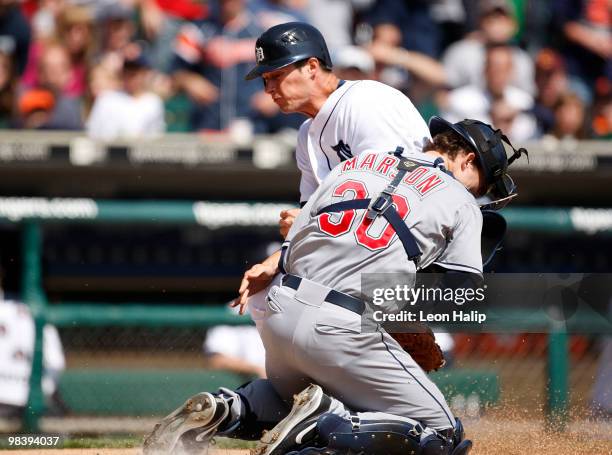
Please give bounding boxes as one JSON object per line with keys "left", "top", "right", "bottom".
{"left": 215, "top": 438, "right": 256, "bottom": 449}
{"left": 62, "top": 436, "right": 142, "bottom": 448}
{"left": 0, "top": 435, "right": 140, "bottom": 450}
{"left": 63, "top": 436, "right": 254, "bottom": 449}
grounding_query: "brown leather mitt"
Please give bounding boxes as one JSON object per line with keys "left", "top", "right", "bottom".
{"left": 390, "top": 325, "right": 445, "bottom": 372}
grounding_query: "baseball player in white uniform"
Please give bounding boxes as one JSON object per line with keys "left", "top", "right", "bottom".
{"left": 233, "top": 22, "right": 431, "bottom": 317}
{"left": 293, "top": 78, "right": 430, "bottom": 203}
{"left": 143, "top": 116, "right": 527, "bottom": 455}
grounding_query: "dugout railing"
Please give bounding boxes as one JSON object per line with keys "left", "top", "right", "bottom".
{"left": 2, "top": 198, "right": 611, "bottom": 433}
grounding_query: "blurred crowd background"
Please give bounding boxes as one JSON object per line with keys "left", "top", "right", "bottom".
{"left": 0, "top": 0, "right": 609, "bottom": 143}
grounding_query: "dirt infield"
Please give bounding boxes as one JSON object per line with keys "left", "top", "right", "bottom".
{"left": 5, "top": 418, "right": 612, "bottom": 455}
{"left": 5, "top": 436, "right": 612, "bottom": 455}
{"left": 467, "top": 418, "right": 612, "bottom": 455}
{"left": 4, "top": 451, "right": 249, "bottom": 455}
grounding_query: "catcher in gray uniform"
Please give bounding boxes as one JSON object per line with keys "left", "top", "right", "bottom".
{"left": 143, "top": 117, "right": 527, "bottom": 455}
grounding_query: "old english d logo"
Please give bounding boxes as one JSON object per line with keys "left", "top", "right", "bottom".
{"left": 332, "top": 140, "right": 353, "bottom": 162}
{"left": 255, "top": 47, "right": 265, "bottom": 63}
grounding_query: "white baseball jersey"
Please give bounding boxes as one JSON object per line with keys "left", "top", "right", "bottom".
{"left": 204, "top": 325, "right": 266, "bottom": 369}
{"left": 296, "top": 80, "right": 431, "bottom": 203}
{"left": 283, "top": 151, "right": 483, "bottom": 297}
{"left": 0, "top": 300, "right": 65, "bottom": 407}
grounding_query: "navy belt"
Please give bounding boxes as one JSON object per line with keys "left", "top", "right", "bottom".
{"left": 281, "top": 274, "right": 365, "bottom": 315}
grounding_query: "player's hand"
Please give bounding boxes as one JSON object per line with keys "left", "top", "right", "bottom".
{"left": 232, "top": 263, "right": 277, "bottom": 315}
{"left": 280, "top": 208, "right": 301, "bottom": 238}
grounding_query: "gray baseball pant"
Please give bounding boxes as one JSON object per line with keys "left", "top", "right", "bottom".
{"left": 254, "top": 277, "right": 456, "bottom": 431}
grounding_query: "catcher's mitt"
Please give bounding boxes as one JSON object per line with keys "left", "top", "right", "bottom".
{"left": 390, "top": 325, "right": 445, "bottom": 372}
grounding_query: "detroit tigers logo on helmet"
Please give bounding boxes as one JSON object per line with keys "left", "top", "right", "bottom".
{"left": 255, "top": 46, "right": 265, "bottom": 63}
{"left": 245, "top": 22, "right": 333, "bottom": 80}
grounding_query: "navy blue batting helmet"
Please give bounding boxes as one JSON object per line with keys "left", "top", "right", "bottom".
{"left": 245, "top": 22, "right": 332, "bottom": 81}
{"left": 428, "top": 116, "right": 528, "bottom": 209}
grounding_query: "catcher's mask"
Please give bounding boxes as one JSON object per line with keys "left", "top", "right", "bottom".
{"left": 245, "top": 22, "right": 332, "bottom": 81}
{"left": 428, "top": 116, "right": 528, "bottom": 210}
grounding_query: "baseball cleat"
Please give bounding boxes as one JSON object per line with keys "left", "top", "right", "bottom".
{"left": 142, "top": 392, "right": 229, "bottom": 454}
{"left": 253, "top": 384, "right": 332, "bottom": 455}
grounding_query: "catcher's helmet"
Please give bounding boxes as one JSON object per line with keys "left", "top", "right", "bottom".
{"left": 428, "top": 116, "right": 528, "bottom": 210}
{"left": 245, "top": 22, "right": 332, "bottom": 80}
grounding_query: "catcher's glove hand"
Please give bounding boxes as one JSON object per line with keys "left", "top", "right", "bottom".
{"left": 390, "top": 324, "right": 445, "bottom": 372}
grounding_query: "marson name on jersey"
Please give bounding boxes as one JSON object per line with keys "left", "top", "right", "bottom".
{"left": 340, "top": 153, "right": 446, "bottom": 197}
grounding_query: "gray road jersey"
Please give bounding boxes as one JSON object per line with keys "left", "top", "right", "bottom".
{"left": 283, "top": 151, "right": 483, "bottom": 298}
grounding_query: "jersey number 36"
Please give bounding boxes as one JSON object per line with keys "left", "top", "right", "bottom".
{"left": 318, "top": 180, "right": 410, "bottom": 251}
